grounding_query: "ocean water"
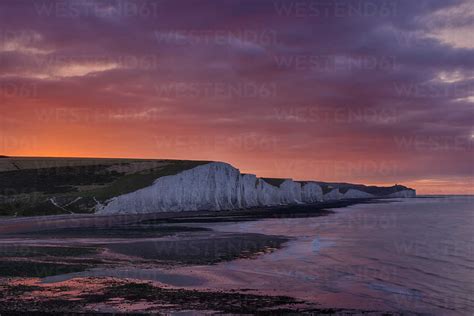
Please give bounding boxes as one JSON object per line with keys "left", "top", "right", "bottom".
{"left": 197, "top": 196, "right": 474, "bottom": 315}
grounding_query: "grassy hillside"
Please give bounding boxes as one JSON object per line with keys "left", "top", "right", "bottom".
{"left": 0, "top": 157, "right": 209, "bottom": 216}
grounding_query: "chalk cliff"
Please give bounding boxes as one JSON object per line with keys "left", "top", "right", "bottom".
{"left": 300, "top": 182, "right": 323, "bottom": 203}
{"left": 323, "top": 188, "right": 344, "bottom": 201}
{"left": 342, "top": 189, "right": 375, "bottom": 199}
{"left": 97, "top": 162, "right": 415, "bottom": 214}
{"left": 98, "top": 162, "right": 325, "bottom": 214}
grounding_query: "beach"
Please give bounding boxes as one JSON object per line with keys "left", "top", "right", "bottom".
{"left": 0, "top": 197, "right": 472, "bottom": 315}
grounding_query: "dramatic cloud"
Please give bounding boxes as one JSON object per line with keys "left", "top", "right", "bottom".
{"left": 1, "top": 0, "right": 473, "bottom": 193}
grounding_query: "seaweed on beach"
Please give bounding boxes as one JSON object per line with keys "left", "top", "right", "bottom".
{"left": 0, "top": 278, "right": 416, "bottom": 315}
{"left": 81, "top": 281, "right": 303, "bottom": 313}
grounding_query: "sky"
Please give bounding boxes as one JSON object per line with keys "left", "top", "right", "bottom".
{"left": 0, "top": 0, "right": 473, "bottom": 194}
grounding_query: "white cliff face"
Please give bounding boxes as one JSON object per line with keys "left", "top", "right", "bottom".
{"left": 238, "top": 174, "right": 259, "bottom": 208}
{"left": 279, "top": 180, "right": 303, "bottom": 204}
{"left": 255, "top": 179, "right": 282, "bottom": 206}
{"left": 301, "top": 182, "right": 323, "bottom": 203}
{"left": 342, "top": 189, "right": 374, "bottom": 199}
{"left": 99, "top": 162, "right": 242, "bottom": 214}
{"left": 323, "top": 188, "right": 343, "bottom": 201}
{"left": 385, "top": 189, "right": 416, "bottom": 198}
{"left": 98, "top": 162, "right": 320, "bottom": 214}
{"left": 96, "top": 162, "right": 414, "bottom": 214}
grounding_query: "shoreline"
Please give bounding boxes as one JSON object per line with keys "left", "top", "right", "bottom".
{"left": 0, "top": 198, "right": 386, "bottom": 234}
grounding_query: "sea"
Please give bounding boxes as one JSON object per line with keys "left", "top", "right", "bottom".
{"left": 197, "top": 196, "right": 474, "bottom": 315}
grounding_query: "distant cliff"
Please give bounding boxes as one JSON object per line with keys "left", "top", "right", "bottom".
{"left": 318, "top": 182, "right": 416, "bottom": 201}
